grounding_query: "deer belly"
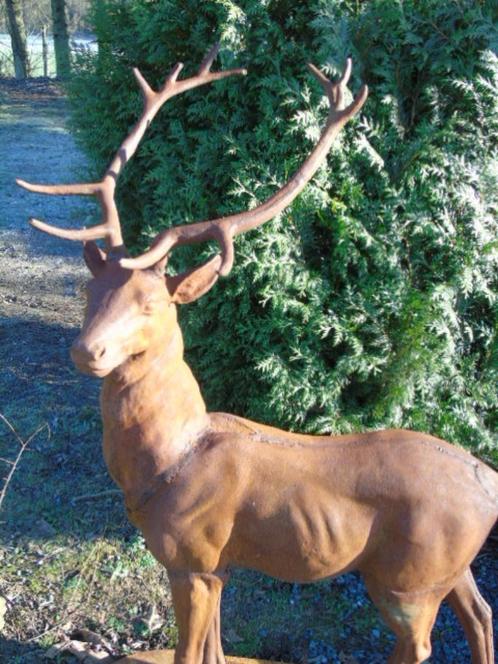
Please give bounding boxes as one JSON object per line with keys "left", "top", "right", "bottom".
{"left": 132, "top": 471, "right": 374, "bottom": 580}
{"left": 230, "top": 490, "right": 372, "bottom": 583}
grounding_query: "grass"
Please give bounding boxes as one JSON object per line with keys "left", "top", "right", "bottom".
{"left": 0, "top": 406, "right": 177, "bottom": 662}
{"left": 0, "top": 402, "right": 389, "bottom": 663}
{"left": 220, "top": 571, "right": 391, "bottom": 662}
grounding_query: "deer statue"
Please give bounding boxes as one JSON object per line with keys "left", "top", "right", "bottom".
{"left": 17, "top": 44, "right": 497, "bottom": 664}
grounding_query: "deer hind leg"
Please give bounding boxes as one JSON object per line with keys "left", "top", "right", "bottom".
{"left": 446, "top": 567, "right": 494, "bottom": 664}
{"left": 365, "top": 578, "right": 445, "bottom": 664}
{"left": 169, "top": 570, "right": 225, "bottom": 664}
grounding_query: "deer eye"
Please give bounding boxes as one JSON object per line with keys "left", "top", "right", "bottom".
{"left": 143, "top": 301, "right": 156, "bottom": 315}
{"left": 142, "top": 298, "right": 164, "bottom": 315}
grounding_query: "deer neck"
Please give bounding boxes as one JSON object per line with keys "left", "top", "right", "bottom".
{"left": 100, "top": 321, "right": 208, "bottom": 500}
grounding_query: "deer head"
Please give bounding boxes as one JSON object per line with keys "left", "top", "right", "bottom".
{"left": 17, "top": 47, "right": 368, "bottom": 378}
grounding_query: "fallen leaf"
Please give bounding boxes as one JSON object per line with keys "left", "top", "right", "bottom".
{"left": 67, "top": 640, "right": 88, "bottom": 657}
{"left": 66, "top": 639, "right": 114, "bottom": 662}
{"left": 71, "top": 628, "right": 114, "bottom": 654}
{"left": 143, "top": 604, "right": 163, "bottom": 633}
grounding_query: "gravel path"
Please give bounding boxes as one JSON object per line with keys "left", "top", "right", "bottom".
{"left": 0, "top": 78, "right": 99, "bottom": 434}
{"left": 0, "top": 78, "right": 105, "bottom": 662}
{"left": 0, "top": 78, "right": 91, "bottom": 323}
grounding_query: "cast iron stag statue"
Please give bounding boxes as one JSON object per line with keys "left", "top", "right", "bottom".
{"left": 18, "top": 45, "right": 497, "bottom": 664}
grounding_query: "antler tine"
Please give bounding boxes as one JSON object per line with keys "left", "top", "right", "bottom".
{"left": 308, "top": 57, "right": 353, "bottom": 115}
{"left": 16, "top": 176, "right": 123, "bottom": 248}
{"left": 198, "top": 42, "right": 221, "bottom": 75}
{"left": 17, "top": 44, "right": 247, "bottom": 252}
{"left": 119, "top": 59, "right": 368, "bottom": 275}
{"left": 28, "top": 216, "right": 110, "bottom": 241}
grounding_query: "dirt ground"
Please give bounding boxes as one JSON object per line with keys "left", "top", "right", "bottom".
{"left": 0, "top": 79, "right": 496, "bottom": 664}
{"left": 0, "top": 78, "right": 99, "bottom": 423}
{"left": 0, "top": 79, "right": 151, "bottom": 663}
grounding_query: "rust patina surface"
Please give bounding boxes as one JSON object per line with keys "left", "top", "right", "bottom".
{"left": 18, "top": 47, "right": 497, "bottom": 664}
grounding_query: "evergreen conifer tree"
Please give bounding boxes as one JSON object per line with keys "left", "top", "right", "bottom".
{"left": 69, "top": 0, "right": 497, "bottom": 462}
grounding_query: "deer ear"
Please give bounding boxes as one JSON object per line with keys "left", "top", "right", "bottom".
{"left": 166, "top": 255, "right": 222, "bottom": 304}
{"left": 83, "top": 241, "right": 106, "bottom": 275}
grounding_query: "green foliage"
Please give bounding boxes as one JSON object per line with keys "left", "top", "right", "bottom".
{"left": 69, "top": 0, "right": 497, "bottom": 460}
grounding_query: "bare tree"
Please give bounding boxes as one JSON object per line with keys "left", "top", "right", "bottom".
{"left": 5, "top": 0, "right": 29, "bottom": 78}
{"left": 50, "top": 0, "right": 70, "bottom": 77}
{"left": 66, "top": 0, "right": 91, "bottom": 33}
{"left": 2, "top": 0, "right": 90, "bottom": 33}
{"left": 21, "top": 0, "right": 51, "bottom": 34}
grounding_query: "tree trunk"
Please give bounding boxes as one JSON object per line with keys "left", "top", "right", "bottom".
{"left": 42, "top": 25, "right": 48, "bottom": 77}
{"left": 50, "top": 0, "right": 71, "bottom": 78}
{"left": 5, "top": 0, "right": 28, "bottom": 79}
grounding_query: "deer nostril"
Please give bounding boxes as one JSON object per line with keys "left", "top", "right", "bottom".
{"left": 71, "top": 339, "right": 107, "bottom": 365}
{"left": 94, "top": 345, "right": 106, "bottom": 359}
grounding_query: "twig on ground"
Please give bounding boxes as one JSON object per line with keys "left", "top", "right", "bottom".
{"left": 72, "top": 489, "right": 121, "bottom": 503}
{"left": 26, "top": 614, "right": 75, "bottom": 643}
{"left": 0, "top": 413, "right": 50, "bottom": 511}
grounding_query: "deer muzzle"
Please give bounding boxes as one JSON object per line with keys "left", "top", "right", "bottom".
{"left": 71, "top": 336, "right": 114, "bottom": 377}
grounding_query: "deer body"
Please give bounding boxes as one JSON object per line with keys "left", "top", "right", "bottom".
{"left": 131, "top": 414, "right": 497, "bottom": 584}
{"left": 97, "top": 291, "right": 496, "bottom": 594}
{"left": 99, "top": 279, "right": 497, "bottom": 664}
{"left": 19, "top": 49, "right": 497, "bottom": 663}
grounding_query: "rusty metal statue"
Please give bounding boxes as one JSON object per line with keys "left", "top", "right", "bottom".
{"left": 17, "top": 45, "right": 497, "bottom": 664}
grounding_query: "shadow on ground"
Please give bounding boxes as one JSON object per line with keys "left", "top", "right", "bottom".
{"left": 0, "top": 315, "right": 497, "bottom": 662}
{"left": 0, "top": 315, "right": 123, "bottom": 542}
{"left": 0, "top": 636, "right": 50, "bottom": 663}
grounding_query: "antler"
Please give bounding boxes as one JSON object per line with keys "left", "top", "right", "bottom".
{"left": 16, "top": 43, "right": 247, "bottom": 253}
{"left": 119, "top": 58, "right": 368, "bottom": 275}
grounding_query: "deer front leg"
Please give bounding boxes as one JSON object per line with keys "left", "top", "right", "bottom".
{"left": 169, "top": 570, "right": 225, "bottom": 664}
{"left": 203, "top": 570, "right": 229, "bottom": 664}
{"left": 202, "top": 591, "right": 225, "bottom": 664}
